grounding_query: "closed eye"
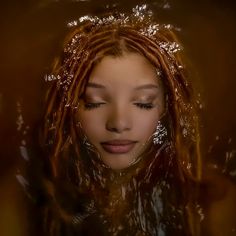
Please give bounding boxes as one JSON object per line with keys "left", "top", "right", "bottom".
{"left": 134, "top": 103, "right": 155, "bottom": 110}
{"left": 84, "top": 102, "right": 105, "bottom": 110}
{"left": 84, "top": 102, "right": 155, "bottom": 110}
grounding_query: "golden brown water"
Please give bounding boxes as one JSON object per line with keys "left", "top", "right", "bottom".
{"left": 1, "top": 0, "right": 236, "bottom": 235}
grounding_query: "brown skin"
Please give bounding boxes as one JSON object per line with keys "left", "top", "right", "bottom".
{"left": 77, "top": 53, "right": 165, "bottom": 170}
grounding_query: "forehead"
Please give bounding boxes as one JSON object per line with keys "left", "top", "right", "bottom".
{"left": 88, "top": 53, "right": 159, "bottom": 87}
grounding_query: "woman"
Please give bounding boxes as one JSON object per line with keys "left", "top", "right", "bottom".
{"left": 37, "top": 5, "right": 202, "bottom": 236}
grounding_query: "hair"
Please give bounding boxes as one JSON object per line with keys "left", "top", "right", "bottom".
{"left": 36, "top": 9, "right": 202, "bottom": 236}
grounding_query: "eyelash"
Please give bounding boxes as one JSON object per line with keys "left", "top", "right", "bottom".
{"left": 84, "top": 102, "right": 154, "bottom": 110}
{"left": 134, "top": 103, "right": 154, "bottom": 110}
{"left": 84, "top": 103, "right": 105, "bottom": 110}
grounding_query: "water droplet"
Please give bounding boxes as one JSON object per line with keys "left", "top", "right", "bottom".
{"left": 16, "top": 174, "right": 29, "bottom": 190}
{"left": 21, "top": 140, "right": 26, "bottom": 145}
{"left": 16, "top": 114, "right": 24, "bottom": 131}
{"left": 19, "top": 145, "right": 29, "bottom": 161}
{"left": 163, "top": 2, "right": 171, "bottom": 9}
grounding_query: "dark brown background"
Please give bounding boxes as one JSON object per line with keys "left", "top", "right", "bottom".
{"left": 0, "top": 0, "right": 236, "bottom": 235}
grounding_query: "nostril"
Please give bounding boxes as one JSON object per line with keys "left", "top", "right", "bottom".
{"left": 106, "top": 120, "right": 131, "bottom": 133}
{"left": 108, "top": 127, "right": 119, "bottom": 133}
{"left": 106, "top": 124, "right": 125, "bottom": 133}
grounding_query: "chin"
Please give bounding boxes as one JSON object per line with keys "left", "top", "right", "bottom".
{"left": 101, "top": 158, "right": 134, "bottom": 170}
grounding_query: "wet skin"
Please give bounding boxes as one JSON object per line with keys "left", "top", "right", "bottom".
{"left": 77, "top": 53, "right": 165, "bottom": 170}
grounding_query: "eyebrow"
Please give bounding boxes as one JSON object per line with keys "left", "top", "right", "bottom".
{"left": 134, "top": 84, "right": 159, "bottom": 90}
{"left": 87, "top": 82, "right": 159, "bottom": 90}
{"left": 87, "top": 82, "right": 106, "bottom": 89}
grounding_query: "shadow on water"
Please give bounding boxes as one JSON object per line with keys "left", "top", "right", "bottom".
{"left": 0, "top": 0, "right": 236, "bottom": 235}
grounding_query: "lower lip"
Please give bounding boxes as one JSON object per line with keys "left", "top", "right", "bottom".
{"left": 101, "top": 143, "right": 136, "bottom": 154}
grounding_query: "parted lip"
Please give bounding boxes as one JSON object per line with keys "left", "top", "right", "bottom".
{"left": 101, "top": 140, "right": 137, "bottom": 145}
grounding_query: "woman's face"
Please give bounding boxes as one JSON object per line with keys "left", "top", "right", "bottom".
{"left": 77, "top": 53, "right": 165, "bottom": 170}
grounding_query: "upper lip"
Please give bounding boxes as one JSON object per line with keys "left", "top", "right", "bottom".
{"left": 101, "top": 140, "right": 137, "bottom": 145}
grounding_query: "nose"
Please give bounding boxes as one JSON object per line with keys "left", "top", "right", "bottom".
{"left": 106, "top": 104, "right": 132, "bottom": 133}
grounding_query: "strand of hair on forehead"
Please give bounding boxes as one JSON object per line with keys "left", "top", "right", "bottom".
{"left": 68, "top": 27, "right": 173, "bottom": 104}
{"left": 65, "top": 28, "right": 125, "bottom": 96}
{"left": 64, "top": 25, "right": 182, "bottom": 104}
{"left": 62, "top": 22, "right": 186, "bottom": 106}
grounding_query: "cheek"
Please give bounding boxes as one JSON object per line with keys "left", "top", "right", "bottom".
{"left": 77, "top": 111, "right": 105, "bottom": 141}
{"left": 134, "top": 109, "right": 162, "bottom": 140}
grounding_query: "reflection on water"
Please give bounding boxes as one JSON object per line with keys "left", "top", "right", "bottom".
{"left": 1, "top": 0, "right": 236, "bottom": 235}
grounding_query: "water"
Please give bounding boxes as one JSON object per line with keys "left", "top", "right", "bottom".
{"left": 0, "top": 0, "right": 236, "bottom": 235}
